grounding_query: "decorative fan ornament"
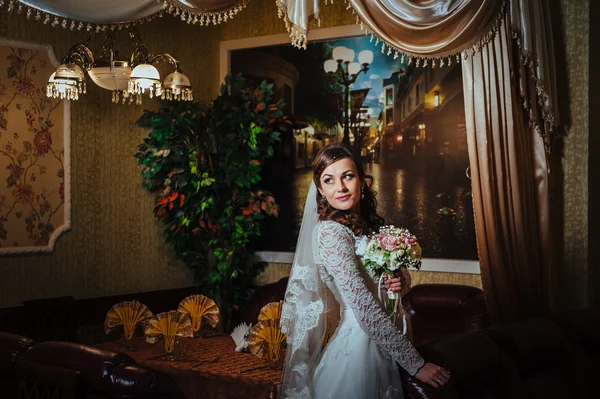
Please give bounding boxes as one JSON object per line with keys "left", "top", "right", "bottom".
{"left": 258, "top": 302, "right": 283, "bottom": 321}
{"left": 248, "top": 320, "right": 286, "bottom": 358}
{"left": 104, "top": 300, "right": 153, "bottom": 339}
{"left": 177, "top": 294, "right": 220, "bottom": 334}
{"left": 144, "top": 311, "right": 193, "bottom": 353}
{"left": 230, "top": 322, "right": 252, "bottom": 352}
{"left": 248, "top": 301, "right": 286, "bottom": 367}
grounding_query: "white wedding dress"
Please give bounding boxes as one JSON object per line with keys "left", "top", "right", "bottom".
{"left": 311, "top": 220, "right": 425, "bottom": 399}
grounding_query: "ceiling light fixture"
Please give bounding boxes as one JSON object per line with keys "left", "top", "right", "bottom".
{"left": 46, "top": 28, "right": 193, "bottom": 104}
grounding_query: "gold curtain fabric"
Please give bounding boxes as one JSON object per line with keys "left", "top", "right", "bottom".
{"left": 462, "top": 12, "right": 551, "bottom": 322}
{"left": 18, "top": 0, "right": 162, "bottom": 24}
{"left": 277, "top": 0, "right": 503, "bottom": 55}
{"left": 3, "top": 0, "right": 245, "bottom": 28}
{"left": 351, "top": 0, "right": 502, "bottom": 58}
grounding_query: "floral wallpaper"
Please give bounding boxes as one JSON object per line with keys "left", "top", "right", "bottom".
{"left": 0, "top": 39, "right": 69, "bottom": 254}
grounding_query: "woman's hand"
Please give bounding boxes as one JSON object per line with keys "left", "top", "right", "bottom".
{"left": 414, "top": 362, "right": 451, "bottom": 389}
{"left": 384, "top": 268, "right": 411, "bottom": 294}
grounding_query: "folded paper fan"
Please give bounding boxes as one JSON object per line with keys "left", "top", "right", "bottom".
{"left": 257, "top": 301, "right": 283, "bottom": 322}
{"left": 145, "top": 311, "right": 193, "bottom": 353}
{"left": 248, "top": 319, "right": 286, "bottom": 360}
{"left": 177, "top": 294, "right": 220, "bottom": 333}
{"left": 104, "top": 300, "right": 153, "bottom": 339}
{"left": 230, "top": 322, "right": 252, "bottom": 352}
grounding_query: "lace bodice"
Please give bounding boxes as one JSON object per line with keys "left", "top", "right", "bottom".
{"left": 313, "top": 220, "right": 425, "bottom": 376}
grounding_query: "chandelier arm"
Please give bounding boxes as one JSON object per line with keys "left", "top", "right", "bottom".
{"left": 128, "top": 27, "right": 152, "bottom": 66}
{"left": 100, "top": 30, "right": 118, "bottom": 61}
{"left": 63, "top": 43, "right": 95, "bottom": 71}
{"left": 148, "top": 53, "right": 181, "bottom": 72}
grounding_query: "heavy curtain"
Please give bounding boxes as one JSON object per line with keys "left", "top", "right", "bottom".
{"left": 462, "top": 11, "right": 551, "bottom": 322}
{"left": 462, "top": 0, "right": 558, "bottom": 322}
{"left": 278, "top": 0, "right": 560, "bottom": 322}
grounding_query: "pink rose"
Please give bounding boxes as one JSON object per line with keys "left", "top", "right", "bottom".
{"left": 379, "top": 234, "right": 400, "bottom": 251}
{"left": 404, "top": 237, "right": 416, "bottom": 246}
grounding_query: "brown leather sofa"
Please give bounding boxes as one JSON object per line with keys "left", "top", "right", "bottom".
{"left": 401, "top": 309, "right": 599, "bottom": 399}
{"left": 0, "top": 332, "right": 185, "bottom": 399}
{"left": 402, "top": 284, "right": 489, "bottom": 345}
{"left": 0, "top": 332, "right": 35, "bottom": 398}
{"left": 236, "top": 277, "right": 290, "bottom": 326}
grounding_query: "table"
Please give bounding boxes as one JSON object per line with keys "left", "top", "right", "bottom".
{"left": 95, "top": 335, "right": 281, "bottom": 399}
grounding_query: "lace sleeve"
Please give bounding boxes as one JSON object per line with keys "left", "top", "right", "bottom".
{"left": 316, "top": 221, "right": 425, "bottom": 376}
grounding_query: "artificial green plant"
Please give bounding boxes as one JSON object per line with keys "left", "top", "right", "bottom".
{"left": 135, "top": 73, "right": 290, "bottom": 330}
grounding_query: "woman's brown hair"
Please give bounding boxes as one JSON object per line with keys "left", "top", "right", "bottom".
{"left": 312, "top": 142, "right": 385, "bottom": 236}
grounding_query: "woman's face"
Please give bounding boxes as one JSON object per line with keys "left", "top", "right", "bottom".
{"left": 318, "top": 157, "right": 363, "bottom": 215}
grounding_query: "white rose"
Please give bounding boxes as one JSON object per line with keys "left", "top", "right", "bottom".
{"left": 355, "top": 236, "right": 368, "bottom": 257}
{"left": 372, "top": 252, "right": 386, "bottom": 267}
{"left": 388, "top": 253, "right": 401, "bottom": 271}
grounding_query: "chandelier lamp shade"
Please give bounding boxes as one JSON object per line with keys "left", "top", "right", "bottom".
{"left": 162, "top": 71, "right": 193, "bottom": 101}
{"left": 128, "top": 63, "right": 162, "bottom": 99}
{"left": 46, "top": 63, "right": 86, "bottom": 100}
{"left": 46, "top": 28, "right": 193, "bottom": 104}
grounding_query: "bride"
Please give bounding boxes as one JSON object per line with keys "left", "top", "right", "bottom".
{"left": 280, "top": 143, "right": 450, "bottom": 398}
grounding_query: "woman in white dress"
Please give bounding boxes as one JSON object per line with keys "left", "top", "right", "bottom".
{"left": 280, "top": 143, "right": 450, "bottom": 399}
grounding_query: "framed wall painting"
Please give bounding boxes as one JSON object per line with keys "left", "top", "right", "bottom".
{"left": 220, "top": 26, "right": 479, "bottom": 274}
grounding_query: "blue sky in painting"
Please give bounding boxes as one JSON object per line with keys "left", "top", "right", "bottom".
{"left": 314, "top": 36, "right": 407, "bottom": 118}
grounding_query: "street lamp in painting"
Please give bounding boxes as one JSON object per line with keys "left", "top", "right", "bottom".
{"left": 323, "top": 47, "right": 374, "bottom": 144}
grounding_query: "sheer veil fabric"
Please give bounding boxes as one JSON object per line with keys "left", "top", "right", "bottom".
{"left": 280, "top": 181, "right": 339, "bottom": 399}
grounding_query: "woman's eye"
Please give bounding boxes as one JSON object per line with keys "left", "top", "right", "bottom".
{"left": 344, "top": 174, "right": 354, "bottom": 180}
{"left": 324, "top": 178, "right": 333, "bottom": 184}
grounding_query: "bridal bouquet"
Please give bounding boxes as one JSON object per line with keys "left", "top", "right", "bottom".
{"left": 356, "top": 226, "right": 422, "bottom": 329}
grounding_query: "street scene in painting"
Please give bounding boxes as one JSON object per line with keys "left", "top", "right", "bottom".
{"left": 231, "top": 35, "right": 477, "bottom": 260}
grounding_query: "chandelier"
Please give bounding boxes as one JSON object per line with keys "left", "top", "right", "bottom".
{"left": 46, "top": 28, "right": 193, "bottom": 104}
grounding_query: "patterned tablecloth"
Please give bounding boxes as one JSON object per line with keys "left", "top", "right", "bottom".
{"left": 95, "top": 335, "right": 281, "bottom": 399}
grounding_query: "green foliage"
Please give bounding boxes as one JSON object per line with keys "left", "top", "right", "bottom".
{"left": 135, "top": 74, "right": 290, "bottom": 327}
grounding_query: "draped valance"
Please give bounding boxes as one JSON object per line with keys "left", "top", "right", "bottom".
{"left": 278, "top": 0, "right": 504, "bottom": 60}
{"left": 1, "top": 0, "right": 248, "bottom": 30}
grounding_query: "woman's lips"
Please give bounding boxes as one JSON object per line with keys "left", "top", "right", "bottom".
{"left": 336, "top": 195, "right": 351, "bottom": 201}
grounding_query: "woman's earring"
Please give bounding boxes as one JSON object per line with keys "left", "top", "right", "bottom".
{"left": 321, "top": 194, "right": 326, "bottom": 199}
{"left": 361, "top": 189, "right": 365, "bottom": 199}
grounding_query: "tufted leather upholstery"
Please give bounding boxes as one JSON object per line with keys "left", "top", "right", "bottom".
{"left": 0, "top": 332, "right": 36, "bottom": 399}
{"left": 0, "top": 332, "right": 35, "bottom": 373}
{"left": 15, "top": 358, "right": 82, "bottom": 399}
{"left": 0, "top": 335, "right": 185, "bottom": 399}
{"left": 401, "top": 284, "right": 489, "bottom": 345}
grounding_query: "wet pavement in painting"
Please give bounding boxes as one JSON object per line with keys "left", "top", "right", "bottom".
{"left": 254, "top": 161, "right": 477, "bottom": 260}
{"left": 291, "top": 162, "right": 478, "bottom": 260}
